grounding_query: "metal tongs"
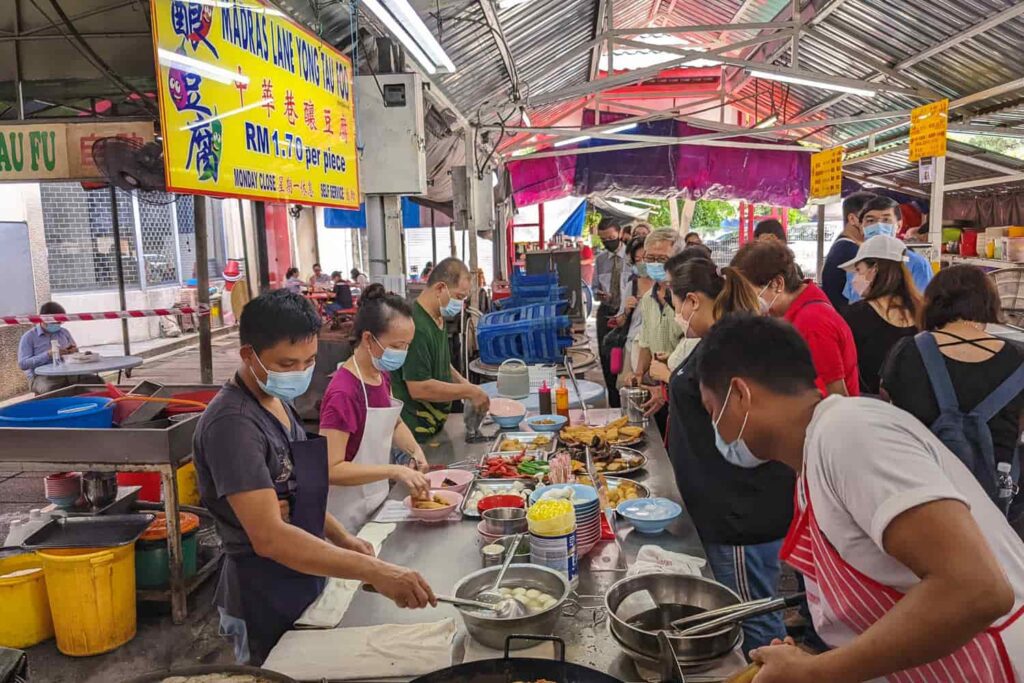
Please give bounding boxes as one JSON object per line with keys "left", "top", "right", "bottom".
{"left": 563, "top": 356, "right": 593, "bottom": 426}
{"left": 671, "top": 592, "right": 806, "bottom": 636}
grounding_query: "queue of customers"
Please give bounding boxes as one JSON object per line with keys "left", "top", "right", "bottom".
{"left": 590, "top": 208, "right": 1024, "bottom": 679}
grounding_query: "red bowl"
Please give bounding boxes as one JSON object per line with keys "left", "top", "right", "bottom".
{"left": 477, "top": 494, "right": 526, "bottom": 513}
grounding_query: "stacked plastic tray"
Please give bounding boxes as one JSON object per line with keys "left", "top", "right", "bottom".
{"left": 477, "top": 302, "right": 573, "bottom": 364}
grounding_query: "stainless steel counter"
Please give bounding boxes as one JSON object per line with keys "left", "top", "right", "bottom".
{"left": 339, "top": 408, "right": 713, "bottom": 682}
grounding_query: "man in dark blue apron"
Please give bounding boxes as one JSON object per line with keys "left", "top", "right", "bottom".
{"left": 194, "top": 289, "right": 436, "bottom": 665}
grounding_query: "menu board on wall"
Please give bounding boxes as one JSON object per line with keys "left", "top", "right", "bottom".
{"left": 909, "top": 99, "right": 948, "bottom": 162}
{"left": 809, "top": 146, "right": 844, "bottom": 202}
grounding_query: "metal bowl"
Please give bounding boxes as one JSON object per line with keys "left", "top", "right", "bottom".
{"left": 482, "top": 507, "right": 528, "bottom": 535}
{"left": 452, "top": 564, "right": 570, "bottom": 650}
{"left": 605, "top": 573, "right": 742, "bottom": 662}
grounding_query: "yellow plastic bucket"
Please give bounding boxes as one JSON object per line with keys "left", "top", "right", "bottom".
{"left": 0, "top": 553, "right": 54, "bottom": 648}
{"left": 38, "top": 545, "right": 137, "bottom": 656}
{"left": 176, "top": 461, "right": 200, "bottom": 506}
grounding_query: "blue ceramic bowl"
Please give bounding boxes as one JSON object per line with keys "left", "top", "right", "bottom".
{"left": 492, "top": 413, "right": 525, "bottom": 429}
{"left": 525, "top": 415, "right": 568, "bottom": 433}
{"left": 616, "top": 497, "right": 682, "bottom": 534}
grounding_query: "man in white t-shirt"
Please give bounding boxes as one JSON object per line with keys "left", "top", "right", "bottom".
{"left": 695, "top": 313, "right": 1024, "bottom": 683}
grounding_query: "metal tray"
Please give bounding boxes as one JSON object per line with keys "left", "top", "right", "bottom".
{"left": 575, "top": 475, "right": 651, "bottom": 499}
{"left": 567, "top": 447, "right": 648, "bottom": 477}
{"left": 19, "top": 513, "right": 155, "bottom": 549}
{"left": 460, "top": 478, "right": 535, "bottom": 518}
{"left": 489, "top": 431, "right": 558, "bottom": 454}
{"left": 477, "top": 450, "right": 550, "bottom": 468}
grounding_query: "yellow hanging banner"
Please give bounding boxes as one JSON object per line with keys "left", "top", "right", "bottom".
{"left": 809, "top": 146, "right": 843, "bottom": 202}
{"left": 150, "top": 0, "right": 359, "bottom": 208}
{"left": 908, "top": 99, "right": 948, "bottom": 162}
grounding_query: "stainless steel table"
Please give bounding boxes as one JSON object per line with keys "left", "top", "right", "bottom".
{"left": 34, "top": 354, "right": 144, "bottom": 382}
{"left": 339, "top": 408, "right": 715, "bottom": 682}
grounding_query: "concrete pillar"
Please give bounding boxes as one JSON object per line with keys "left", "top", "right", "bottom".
{"left": 293, "top": 206, "right": 318, "bottom": 275}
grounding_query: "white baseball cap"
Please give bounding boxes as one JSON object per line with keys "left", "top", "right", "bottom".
{"left": 839, "top": 235, "right": 910, "bottom": 272}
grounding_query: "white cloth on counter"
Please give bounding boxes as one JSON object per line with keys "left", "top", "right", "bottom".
{"left": 627, "top": 545, "right": 706, "bottom": 577}
{"left": 293, "top": 522, "right": 396, "bottom": 628}
{"left": 264, "top": 618, "right": 457, "bottom": 681}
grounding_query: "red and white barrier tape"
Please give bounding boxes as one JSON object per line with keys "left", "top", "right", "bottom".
{"left": 1, "top": 305, "right": 210, "bottom": 326}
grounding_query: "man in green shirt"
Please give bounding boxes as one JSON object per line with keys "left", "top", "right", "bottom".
{"left": 391, "top": 257, "right": 490, "bottom": 441}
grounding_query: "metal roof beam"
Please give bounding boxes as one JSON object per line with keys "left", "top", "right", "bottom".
{"left": 844, "top": 170, "right": 929, "bottom": 197}
{"left": 946, "top": 173, "right": 1024, "bottom": 193}
{"left": 946, "top": 150, "right": 1024, "bottom": 177}
{"left": 476, "top": 0, "right": 520, "bottom": 101}
{"left": 808, "top": 0, "right": 854, "bottom": 26}
{"left": 617, "top": 38, "right": 927, "bottom": 97}
{"left": 609, "top": 21, "right": 798, "bottom": 36}
{"left": 528, "top": 29, "right": 797, "bottom": 106}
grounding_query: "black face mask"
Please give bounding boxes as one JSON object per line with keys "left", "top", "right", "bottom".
{"left": 602, "top": 239, "right": 621, "bottom": 252}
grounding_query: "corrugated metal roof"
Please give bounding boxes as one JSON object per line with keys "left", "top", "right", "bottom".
{"left": 845, "top": 140, "right": 1024, "bottom": 197}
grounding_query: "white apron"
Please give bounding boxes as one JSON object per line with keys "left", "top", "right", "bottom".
{"left": 326, "top": 363, "right": 403, "bottom": 533}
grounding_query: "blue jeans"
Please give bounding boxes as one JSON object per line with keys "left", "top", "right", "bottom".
{"left": 704, "top": 539, "right": 786, "bottom": 655}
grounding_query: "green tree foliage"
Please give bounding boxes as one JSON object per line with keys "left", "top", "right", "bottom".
{"left": 691, "top": 200, "right": 737, "bottom": 230}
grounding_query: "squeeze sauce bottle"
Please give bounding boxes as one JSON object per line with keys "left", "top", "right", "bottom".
{"left": 555, "top": 378, "right": 570, "bottom": 423}
{"left": 538, "top": 381, "right": 553, "bottom": 416}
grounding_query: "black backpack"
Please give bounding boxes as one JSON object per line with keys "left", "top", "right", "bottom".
{"left": 915, "top": 332, "right": 1024, "bottom": 508}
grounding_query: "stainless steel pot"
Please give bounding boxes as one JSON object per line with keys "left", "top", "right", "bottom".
{"left": 82, "top": 471, "right": 118, "bottom": 509}
{"left": 482, "top": 508, "right": 528, "bottom": 535}
{"left": 452, "top": 564, "right": 570, "bottom": 650}
{"left": 619, "top": 386, "right": 650, "bottom": 426}
{"left": 605, "top": 573, "right": 742, "bottom": 662}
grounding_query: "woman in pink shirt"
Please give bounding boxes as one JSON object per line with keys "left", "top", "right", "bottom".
{"left": 320, "top": 285, "right": 430, "bottom": 531}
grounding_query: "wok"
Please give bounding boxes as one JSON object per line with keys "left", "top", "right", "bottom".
{"left": 409, "top": 635, "right": 623, "bottom": 683}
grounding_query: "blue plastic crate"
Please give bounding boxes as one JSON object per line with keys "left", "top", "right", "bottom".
{"left": 512, "top": 270, "right": 559, "bottom": 288}
{"left": 477, "top": 303, "right": 573, "bottom": 364}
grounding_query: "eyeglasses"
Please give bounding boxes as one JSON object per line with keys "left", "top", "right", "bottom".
{"left": 643, "top": 255, "right": 670, "bottom": 264}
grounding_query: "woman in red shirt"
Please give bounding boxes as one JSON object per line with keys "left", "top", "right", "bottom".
{"left": 732, "top": 240, "right": 859, "bottom": 397}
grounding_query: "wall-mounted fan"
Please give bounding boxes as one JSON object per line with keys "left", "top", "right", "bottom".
{"left": 91, "top": 136, "right": 177, "bottom": 205}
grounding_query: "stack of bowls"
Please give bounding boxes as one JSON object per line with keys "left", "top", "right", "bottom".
{"left": 530, "top": 484, "right": 602, "bottom": 556}
{"left": 43, "top": 472, "right": 82, "bottom": 509}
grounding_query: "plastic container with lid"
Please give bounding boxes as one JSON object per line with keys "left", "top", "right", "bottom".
{"left": 0, "top": 553, "right": 54, "bottom": 648}
{"left": 134, "top": 512, "right": 201, "bottom": 589}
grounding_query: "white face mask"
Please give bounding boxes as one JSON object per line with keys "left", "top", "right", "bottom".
{"left": 674, "top": 298, "right": 696, "bottom": 338}
{"left": 852, "top": 271, "right": 871, "bottom": 297}
{"left": 758, "top": 282, "right": 780, "bottom": 316}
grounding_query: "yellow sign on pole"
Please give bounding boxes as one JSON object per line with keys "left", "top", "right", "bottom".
{"left": 150, "top": 0, "right": 359, "bottom": 208}
{"left": 809, "top": 146, "right": 843, "bottom": 202}
{"left": 909, "top": 99, "right": 948, "bottom": 162}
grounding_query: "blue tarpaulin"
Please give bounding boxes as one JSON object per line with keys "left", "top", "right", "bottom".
{"left": 553, "top": 200, "right": 587, "bottom": 238}
{"left": 324, "top": 197, "right": 423, "bottom": 229}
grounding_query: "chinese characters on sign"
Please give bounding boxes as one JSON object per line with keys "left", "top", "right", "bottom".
{"left": 0, "top": 121, "right": 153, "bottom": 182}
{"left": 151, "top": 0, "right": 359, "bottom": 208}
{"left": 809, "top": 146, "right": 844, "bottom": 202}
{"left": 909, "top": 99, "right": 948, "bottom": 163}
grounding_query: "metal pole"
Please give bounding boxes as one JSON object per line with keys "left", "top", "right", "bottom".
{"left": 928, "top": 156, "right": 946, "bottom": 271}
{"left": 131, "top": 194, "right": 147, "bottom": 291}
{"left": 253, "top": 201, "right": 271, "bottom": 292}
{"left": 816, "top": 203, "right": 826, "bottom": 281}
{"left": 170, "top": 198, "right": 184, "bottom": 285}
{"left": 194, "top": 196, "right": 213, "bottom": 384}
{"left": 237, "top": 198, "right": 252, "bottom": 297}
{"left": 14, "top": 0, "right": 25, "bottom": 120}
{"left": 366, "top": 195, "right": 386, "bottom": 280}
{"left": 430, "top": 208, "right": 438, "bottom": 267}
{"left": 108, "top": 186, "right": 131, "bottom": 356}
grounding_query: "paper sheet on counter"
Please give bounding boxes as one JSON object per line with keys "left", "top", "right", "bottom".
{"left": 293, "top": 522, "right": 396, "bottom": 629}
{"left": 627, "top": 545, "right": 706, "bottom": 577}
{"left": 264, "top": 619, "right": 457, "bottom": 681}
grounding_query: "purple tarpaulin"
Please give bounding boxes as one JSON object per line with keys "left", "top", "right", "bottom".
{"left": 674, "top": 122, "right": 809, "bottom": 207}
{"left": 507, "top": 155, "right": 577, "bottom": 207}
{"left": 508, "top": 111, "right": 811, "bottom": 208}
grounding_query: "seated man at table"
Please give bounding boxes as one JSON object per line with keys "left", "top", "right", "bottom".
{"left": 391, "top": 257, "right": 490, "bottom": 442}
{"left": 308, "top": 263, "right": 333, "bottom": 291}
{"left": 194, "top": 289, "right": 435, "bottom": 665}
{"left": 18, "top": 302, "right": 102, "bottom": 395}
{"left": 325, "top": 271, "right": 354, "bottom": 317}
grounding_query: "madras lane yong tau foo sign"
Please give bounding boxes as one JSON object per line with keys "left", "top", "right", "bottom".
{"left": 151, "top": 0, "right": 359, "bottom": 208}
{"left": 909, "top": 99, "right": 948, "bottom": 163}
{"left": 809, "top": 146, "right": 843, "bottom": 202}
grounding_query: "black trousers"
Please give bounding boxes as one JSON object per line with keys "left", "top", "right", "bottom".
{"left": 596, "top": 303, "right": 621, "bottom": 408}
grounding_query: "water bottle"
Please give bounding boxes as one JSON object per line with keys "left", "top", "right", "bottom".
{"left": 996, "top": 461, "right": 1016, "bottom": 516}
{"left": 50, "top": 338, "right": 61, "bottom": 366}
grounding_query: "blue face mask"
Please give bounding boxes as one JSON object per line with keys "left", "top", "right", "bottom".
{"left": 646, "top": 262, "right": 667, "bottom": 282}
{"left": 44, "top": 323, "right": 61, "bottom": 334}
{"left": 439, "top": 287, "right": 464, "bottom": 318}
{"left": 371, "top": 336, "right": 408, "bottom": 372}
{"left": 712, "top": 383, "right": 766, "bottom": 469}
{"left": 632, "top": 263, "right": 648, "bottom": 278}
{"left": 863, "top": 222, "right": 896, "bottom": 239}
{"left": 251, "top": 352, "right": 314, "bottom": 402}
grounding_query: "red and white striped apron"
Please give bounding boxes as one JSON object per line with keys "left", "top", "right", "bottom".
{"left": 781, "top": 476, "right": 1024, "bottom": 682}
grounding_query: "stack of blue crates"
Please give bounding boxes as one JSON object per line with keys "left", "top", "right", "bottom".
{"left": 495, "top": 270, "right": 568, "bottom": 311}
{"left": 477, "top": 302, "right": 573, "bottom": 364}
